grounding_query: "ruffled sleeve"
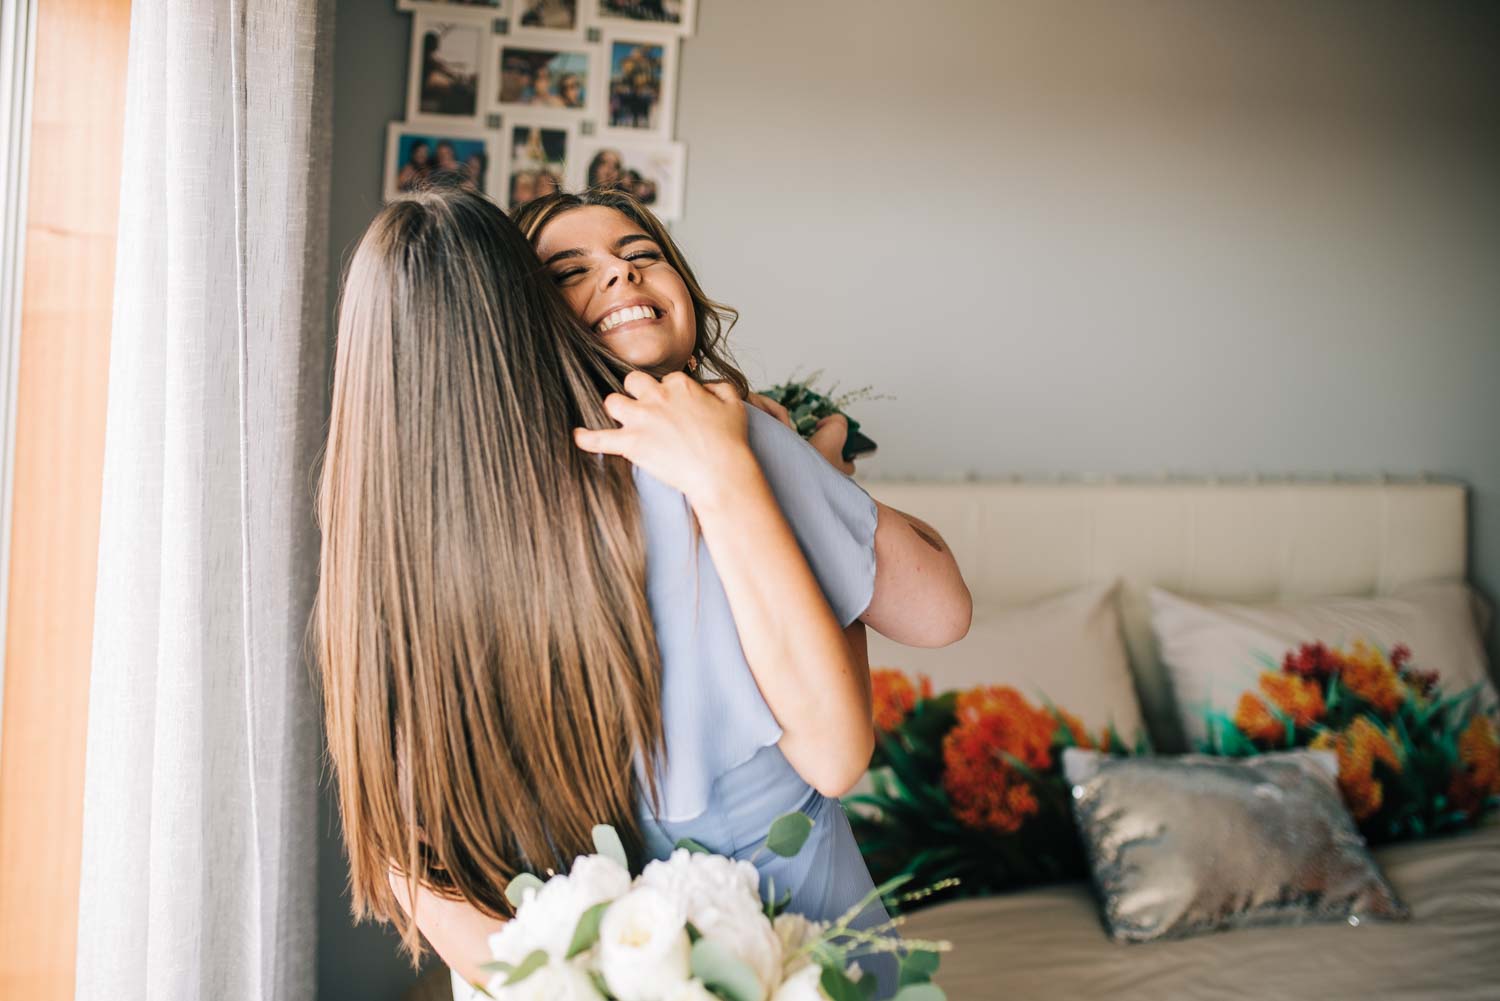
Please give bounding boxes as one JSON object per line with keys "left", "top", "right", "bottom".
{"left": 631, "top": 403, "right": 879, "bottom": 823}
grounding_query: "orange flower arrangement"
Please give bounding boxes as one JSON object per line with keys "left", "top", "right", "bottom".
{"left": 870, "top": 667, "right": 933, "bottom": 732}
{"left": 1339, "top": 640, "right": 1407, "bottom": 718}
{"left": 940, "top": 686, "right": 1059, "bottom": 834}
{"left": 1232, "top": 672, "right": 1326, "bottom": 744}
{"left": 1310, "top": 717, "right": 1403, "bottom": 821}
{"left": 1449, "top": 715, "right": 1500, "bottom": 816}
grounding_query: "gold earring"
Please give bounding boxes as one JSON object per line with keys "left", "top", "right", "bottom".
{"left": 685, "top": 355, "right": 699, "bottom": 373}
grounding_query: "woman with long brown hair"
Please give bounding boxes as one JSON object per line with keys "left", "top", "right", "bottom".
{"left": 314, "top": 184, "right": 971, "bottom": 996}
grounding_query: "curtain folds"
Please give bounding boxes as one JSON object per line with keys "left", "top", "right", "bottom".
{"left": 74, "top": 1, "right": 335, "bottom": 999}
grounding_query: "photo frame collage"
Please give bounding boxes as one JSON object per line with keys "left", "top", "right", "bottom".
{"left": 386, "top": 0, "right": 693, "bottom": 221}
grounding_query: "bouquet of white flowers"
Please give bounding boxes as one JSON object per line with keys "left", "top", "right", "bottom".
{"left": 478, "top": 813, "right": 951, "bottom": 1001}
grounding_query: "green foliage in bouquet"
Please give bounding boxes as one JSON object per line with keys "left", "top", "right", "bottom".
{"left": 1200, "top": 639, "right": 1500, "bottom": 844}
{"left": 845, "top": 670, "right": 1146, "bottom": 913}
{"left": 757, "top": 372, "right": 882, "bottom": 447}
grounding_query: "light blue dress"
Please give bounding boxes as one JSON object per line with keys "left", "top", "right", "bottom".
{"left": 630, "top": 405, "right": 897, "bottom": 997}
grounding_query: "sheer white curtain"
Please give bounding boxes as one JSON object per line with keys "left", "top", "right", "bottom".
{"left": 74, "top": 1, "right": 334, "bottom": 999}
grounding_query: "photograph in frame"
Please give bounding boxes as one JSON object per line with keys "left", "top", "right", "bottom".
{"left": 504, "top": 122, "right": 574, "bottom": 212}
{"left": 508, "top": 0, "right": 583, "bottom": 38}
{"left": 570, "top": 138, "right": 686, "bottom": 221}
{"left": 406, "top": 14, "right": 486, "bottom": 123}
{"left": 590, "top": 0, "right": 695, "bottom": 36}
{"left": 602, "top": 35, "right": 677, "bottom": 137}
{"left": 492, "top": 41, "right": 596, "bottom": 119}
{"left": 384, "top": 121, "right": 499, "bottom": 201}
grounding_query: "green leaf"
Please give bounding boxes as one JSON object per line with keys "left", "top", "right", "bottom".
{"left": 502, "top": 950, "right": 548, "bottom": 986}
{"left": 675, "top": 837, "right": 711, "bottom": 855}
{"left": 767, "top": 812, "right": 815, "bottom": 858}
{"left": 893, "top": 985, "right": 947, "bottom": 1001}
{"left": 477, "top": 960, "right": 512, "bottom": 974}
{"left": 819, "top": 964, "right": 867, "bottom": 1001}
{"left": 503, "top": 872, "right": 544, "bottom": 910}
{"left": 686, "top": 921, "right": 702, "bottom": 944}
{"left": 691, "top": 938, "right": 765, "bottom": 1001}
{"left": 592, "top": 824, "right": 629, "bottom": 870}
{"left": 899, "top": 949, "right": 940, "bottom": 986}
{"left": 565, "top": 901, "right": 610, "bottom": 959}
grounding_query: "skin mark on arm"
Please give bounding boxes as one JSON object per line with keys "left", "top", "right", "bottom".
{"left": 903, "top": 513, "right": 946, "bottom": 553}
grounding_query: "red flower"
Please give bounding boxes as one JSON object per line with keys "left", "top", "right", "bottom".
{"left": 941, "top": 686, "right": 1057, "bottom": 834}
{"left": 870, "top": 668, "right": 929, "bottom": 732}
{"left": 1282, "top": 641, "right": 1344, "bottom": 680}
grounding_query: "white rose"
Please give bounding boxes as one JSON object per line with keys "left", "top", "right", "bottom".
{"left": 769, "top": 963, "right": 826, "bottom": 1001}
{"left": 492, "top": 854, "right": 632, "bottom": 963}
{"left": 773, "top": 913, "right": 827, "bottom": 975}
{"left": 636, "top": 849, "right": 782, "bottom": 993}
{"left": 485, "top": 959, "right": 603, "bottom": 1001}
{"left": 599, "top": 887, "right": 692, "bottom": 1001}
{"left": 662, "top": 980, "right": 720, "bottom": 1001}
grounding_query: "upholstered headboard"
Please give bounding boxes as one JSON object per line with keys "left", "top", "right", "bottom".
{"left": 860, "top": 479, "right": 1468, "bottom": 750}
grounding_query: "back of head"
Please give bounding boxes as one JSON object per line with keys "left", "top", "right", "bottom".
{"left": 314, "top": 182, "right": 664, "bottom": 957}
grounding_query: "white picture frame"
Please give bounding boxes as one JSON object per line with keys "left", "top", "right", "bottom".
{"left": 398, "top": 0, "right": 506, "bottom": 18}
{"left": 384, "top": 120, "right": 502, "bottom": 202}
{"left": 506, "top": 0, "right": 586, "bottom": 42}
{"left": 487, "top": 35, "right": 602, "bottom": 126}
{"left": 405, "top": 13, "right": 489, "bottom": 126}
{"left": 599, "top": 32, "right": 678, "bottom": 139}
{"left": 569, "top": 137, "right": 687, "bottom": 221}
{"left": 501, "top": 120, "right": 578, "bottom": 213}
{"left": 588, "top": 0, "right": 695, "bottom": 37}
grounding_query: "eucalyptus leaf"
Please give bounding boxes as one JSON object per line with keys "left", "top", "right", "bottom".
{"left": 565, "top": 900, "right": 610, "bottom": 959}
{"left": 503, "top": 950, "right": 548, "bottom": 986}
{"left": 766, "top": 812, "right": 815, "bottom": 858}
{"left": 892, "top": 984, "right": 946, "bottom": 1001}
{"left": 818, "top": 964, "right": 866, "bottom": 1001}
{"left": 592, "top": 824, "right": 630, "bottom": 871}
{"left": 899, "top": 949, "right": 940, "bottom": 986}
{"left": 675, "top": 837, "right": 712, "bottom": 855}
{"left": 503, "top": 872, "right": 543, "bottom": 910}
{"left": 691, "top": 939, "right": 765, "bottom": 1001}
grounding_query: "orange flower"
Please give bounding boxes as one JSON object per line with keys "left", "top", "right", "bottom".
{"left": 1313, "top": 717, "right": 1403, "bottom": 821}
{"left": 870, "top": 668, "right": 922, "bottom": 732}
{"left": 941, "top": 686, "right": 1056, "bottom": 834}
{"left": 1339, "top": 640, "right": 1406, "bottom": 717}
{"left": 1232, "top": 672, "right": 1326, "bottom": 745}
{"left": 1055, "top": 708, "right": 1095, "bottom": 750}
{"left": 1449, "top": 715, "right": 1500, "bottom": 816}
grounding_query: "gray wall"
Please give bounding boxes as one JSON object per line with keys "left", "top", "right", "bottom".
{"left": 322, "top": 1, "right": 1500, "bottom": 997}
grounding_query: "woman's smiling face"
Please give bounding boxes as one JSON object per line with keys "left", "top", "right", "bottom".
{"left": 535, "top": 205, "right": 696, "bottom": 373}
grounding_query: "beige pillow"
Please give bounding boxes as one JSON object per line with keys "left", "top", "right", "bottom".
{"left": 1150, "top": 580, "right": 1498, "bottom": 747}
{"left": 866, "top": 581, "right": 1145, "bottom": 744}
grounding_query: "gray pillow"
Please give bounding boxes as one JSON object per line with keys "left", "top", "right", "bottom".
{"left": 1064, "top": 748, "right": 1408, "bottom": 943}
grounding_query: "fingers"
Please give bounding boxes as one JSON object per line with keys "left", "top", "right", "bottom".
{"left": 809, "top": 414, "right": 856, "bottom": 475}
{"left": 573, "top": 426, "right": 629, "bottom": 456}
{"left": 602, "top": 391, "right": 643, "bottom": 424}
{"left": 704, "top": 381, "right": 742, "bottom": 405}
{"left": 621, "top": 369, "right": 661, "bottom": 399}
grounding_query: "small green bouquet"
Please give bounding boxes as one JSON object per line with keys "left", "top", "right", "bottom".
{"left": 757, "top": 374, "right": 881, "bottom": 463}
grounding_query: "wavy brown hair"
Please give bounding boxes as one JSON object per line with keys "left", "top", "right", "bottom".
{"left": 511, "top": 187, "right": 749, "bottom": 397}
{"left": 313, "top": 183, "right": 665, "bottom": 960}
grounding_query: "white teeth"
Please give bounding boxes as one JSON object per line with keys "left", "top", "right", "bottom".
{"left": 596, "top": 304, "right": 656, "bottom": 333}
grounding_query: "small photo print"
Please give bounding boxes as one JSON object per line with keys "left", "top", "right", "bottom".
{"left": 592, "top": 0, "right": 694, "bottom": 34}
{"left": 513, "top": 0, "right": 579, "bottom": 32}
{"left": 605, "top": 39, "right": 674, "bottom": 133}
{"left": 572, "top": 139, "right": 686, "bottom": 220}
{"left": 506, "top": 124, "right": 571, "bottom": 211}
{"left": 398, "top": 0, "right": 503, "bottom": 13}
{"left": 496, "top": 44, "right": 592, "bottom": 113}
{"left": 408, "top": 17, "right": 484, "bottom": 121}
{"left": 384, "top": 122, "right": 497, "bottom": 201}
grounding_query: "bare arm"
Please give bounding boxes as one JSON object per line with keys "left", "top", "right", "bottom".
{"left": 861, "top": 502, "right": 972, "bottom": 647}
{"left": 575, "top": 372, "right": 873, "bottom": 797}
{"left": 387, "top": 870, "right": 505, "bottom": 988}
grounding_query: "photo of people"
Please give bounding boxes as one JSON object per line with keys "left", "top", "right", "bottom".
{"left": 570, "top": 139, "right": 686, "bottom": 220}
{"left": 410, "top": 18, "right": 481, "bottom": 120}
{"left": 606, "top": 40, "right": 671, "bottom": 132}
{"left": 384, "top": 123, "right": 495, "bottom": 201}
{"left": 593, "top": 0, "right": 694, "bottom": 33}
{"left": 506, "top": 124, "right": 570, "bottom": 211}
{"left": 516, "top": 0, "right": 578, "bottom": 32}
{"left": 497, "top": 46, "right": 591, "bottom": 111}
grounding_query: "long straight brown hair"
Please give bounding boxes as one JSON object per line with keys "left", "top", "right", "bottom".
{"left": 313, "top": 182, "right": 665, "bottom": 958}
{"left": 511, "top": 187, "right": 749, "bottom": 397}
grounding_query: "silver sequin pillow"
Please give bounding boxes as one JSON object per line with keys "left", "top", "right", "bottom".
{"left": 1064, "top": 748, "right": 1408, "bottom": 943}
